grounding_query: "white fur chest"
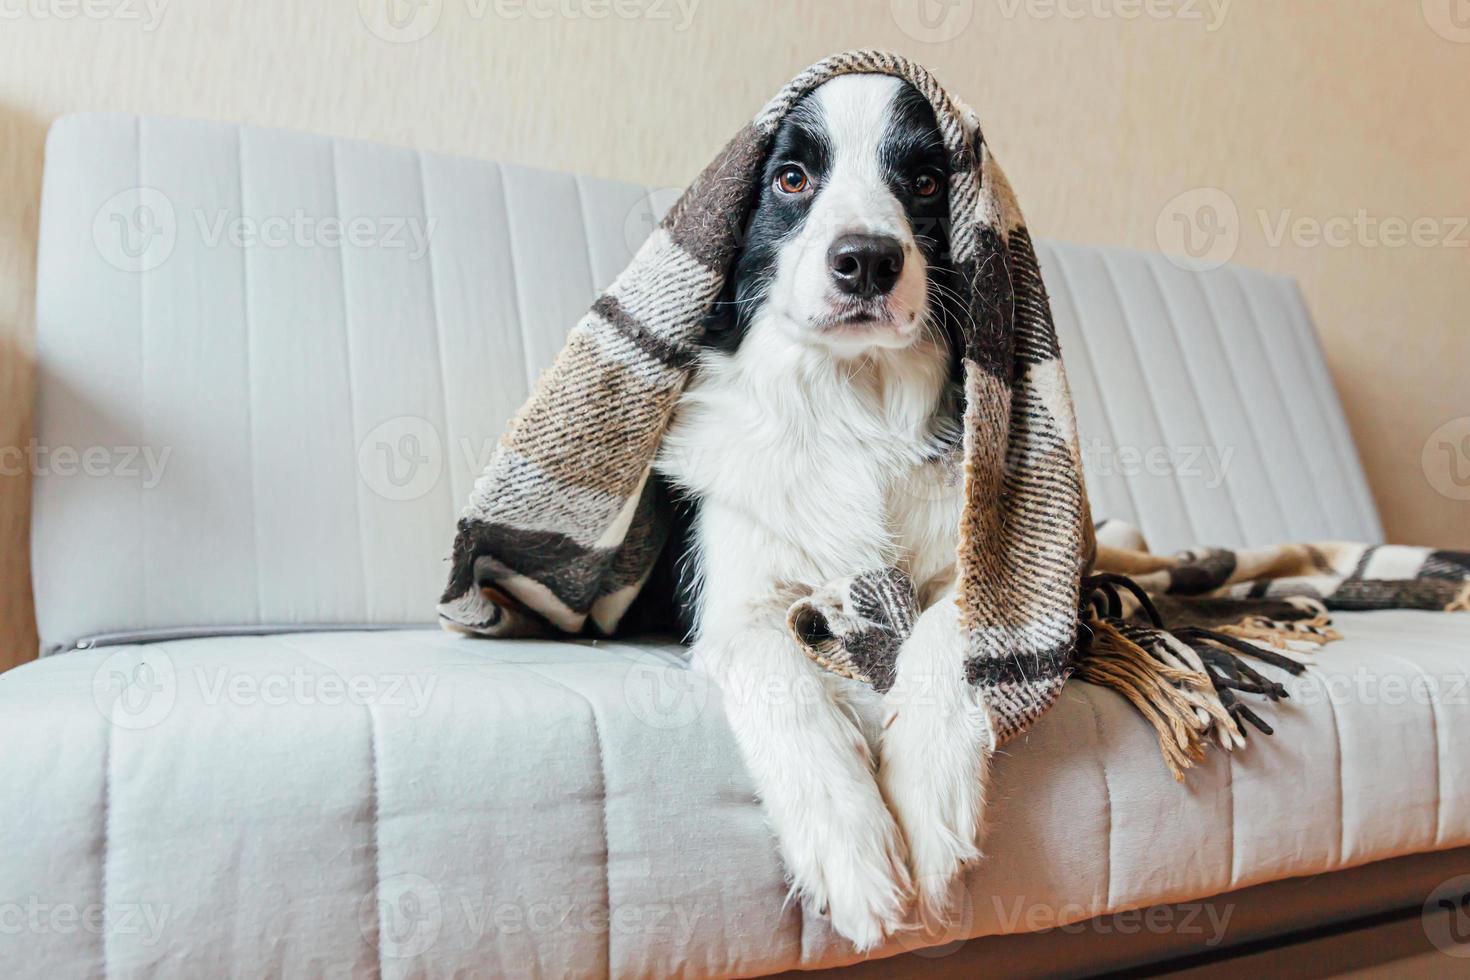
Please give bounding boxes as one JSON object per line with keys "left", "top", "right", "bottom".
{"left": 655, "top": 329, "right": 960, "bottom": 603}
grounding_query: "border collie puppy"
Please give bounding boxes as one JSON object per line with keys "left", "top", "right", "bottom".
{"left": 654, "top": 74, "right": 993, "bottom": 950}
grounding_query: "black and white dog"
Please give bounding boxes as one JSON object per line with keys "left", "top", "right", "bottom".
{"left": 653, "top": 75, "right": 993, "bottom": 950}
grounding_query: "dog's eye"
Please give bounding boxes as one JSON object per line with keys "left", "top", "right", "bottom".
{"left": 913, "top": 170, "right": 943, "bottom": 199}
{"left": 774, "top": 166, "right": 809, "bottom": 194}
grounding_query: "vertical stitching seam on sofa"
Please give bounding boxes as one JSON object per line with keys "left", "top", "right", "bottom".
{"left": 1385, "top": 647, "right": 1445, "bottom": 849}
{"left": 1316, "top": 665, "right": 1347, "bottom": 868}
{"left": 1099, "top": 252, "right": 1204, "bottom": 549}
{"left": 1227, "top": 267, "right": 1326, "bottom": 539}
{"left": 136, "top": 116, "right": 151, "bottom": 629}
{"left": 1047, "top": 246, "right": 1146, "bottom": 536}
{"left": 100, "top": 665, "right": 115, "bottom": 980}
{"left": 1190, "top": 272, "right": 1293, "bottom": 541}
{"left": 496, "top": 165, "right": 537, "bottom": 395}
{"left": 1143, "top": 258, "right": 1249, "bottom": 546}
{"left": 416, "top": 151, "right": 457, "bottom": 519}
{"left": 1273, "top": 279, "right": 1382, "bottom": 540}
{"left": 571, "top": 175, "right": 599, "bottom": 295}
{"left": 1246, "top": 268, "right": 1358, "bottom": 537}
{"left": 512, "top": 664, "right": 615, "bottom": 977}
{"left": 329, "top": 139, "right": 372, "bottom": 619}
{"left": 273, "top": 636, "right": 386, "bottom": 975}
{"left": 1270, "top": 276, "right": 1358, "bottom": 531}
{"left": 365, "top": 694, "right": 387, "bottom": 979}
{"left": 1268, "top": 277, "right": 1376, "bottom": 540}
{"left": 1082, "top": 688, "right": 1114, "bottom": 913}
{"left": 237, "top": 124, "right": 265, "bottom": 621}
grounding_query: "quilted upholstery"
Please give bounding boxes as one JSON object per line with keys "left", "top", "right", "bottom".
{"left": 30, "top": 113, "right": 1379, "bottom": 654}
{"left": 8, "top": 113, "right": 1455, "bottom": 977}
{"left": 4, "top": 612, "right": 1469, "bottom": 976}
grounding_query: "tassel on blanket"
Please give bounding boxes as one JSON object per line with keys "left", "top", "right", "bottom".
{"left": 1451, "top": 582, "right": 1470, "bottom": 613}
{"left": 1074, "top": 618, "right": 1217, "bottom": 777}
{"left": 1074, "top": 573, "right": 1323, "bottom": 781}
{"left": 1217, "top": 613, "right": 1341, "bottom": 650}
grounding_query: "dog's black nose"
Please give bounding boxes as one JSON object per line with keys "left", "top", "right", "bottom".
{"left": 827, "top": 234, "right": 904, "bottom": 297}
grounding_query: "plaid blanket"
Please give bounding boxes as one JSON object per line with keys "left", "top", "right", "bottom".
{"left": 438, "top": 50, "right": 1468, "bottom": 778}
{"left": 794, "top": 522, "right": 1468, "bottom": 775}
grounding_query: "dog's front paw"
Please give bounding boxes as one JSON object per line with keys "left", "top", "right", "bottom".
{"left": 792, "top": 808, "right": 912, "bottom": 952}
{"left": 879, "top": 687, "right": 992, "bottom": 926}
{"left": 904, "top": 796, "right": 982, "bottom": 925}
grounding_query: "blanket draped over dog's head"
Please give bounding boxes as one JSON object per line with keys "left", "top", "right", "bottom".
{"left": 439, "top": 51, "right": 1470, "bottom": 778}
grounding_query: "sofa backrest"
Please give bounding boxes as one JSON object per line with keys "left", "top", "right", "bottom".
{"left": 31, "top": 113, "right": 1382, "bottom": 653}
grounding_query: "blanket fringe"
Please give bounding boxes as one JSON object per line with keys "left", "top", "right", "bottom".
{"left": 1074, "top": 619, "right": 1211, "bottom": 779}
{"left": 1450, "top": 582, "right": 1470, "bottom": 613}
{"left": 1076, "top": 574, "right": 1323, "bottom": 781}
{"left": 1217, "top": 614, "right": 1340, "bottom": 650}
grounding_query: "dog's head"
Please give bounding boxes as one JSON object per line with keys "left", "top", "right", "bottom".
{"left": 706, "top": 74, "right": 960, "bottom": 360}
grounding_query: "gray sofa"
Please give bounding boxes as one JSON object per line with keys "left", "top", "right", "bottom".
{"left": 4, "top": 113, "right": 1467, "bottom": 978}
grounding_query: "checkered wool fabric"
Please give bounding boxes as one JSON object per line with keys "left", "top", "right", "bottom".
{"left": 438, "top": 51, "right": 1469, "bottom": 777}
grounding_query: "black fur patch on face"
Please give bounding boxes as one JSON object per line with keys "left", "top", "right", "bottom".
{"left": 701, "top": 95, "right": 831, "bottom": 352}
{"left": 700, "top": 79, "right": 964, "bottom": 364}
{"left": 880, "top": 83, "right": 965, "bottom": 383}
{"left": 880, "top": 83, "right": 951, "bottom": 268}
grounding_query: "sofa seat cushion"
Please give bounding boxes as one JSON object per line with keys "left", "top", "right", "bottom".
{"left": 2, "top": 613, "right": 1467, "bottom": 976}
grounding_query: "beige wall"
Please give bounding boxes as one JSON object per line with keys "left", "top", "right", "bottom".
{"left": 1, "top": 0, "right": 1467, "bottom": 668}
